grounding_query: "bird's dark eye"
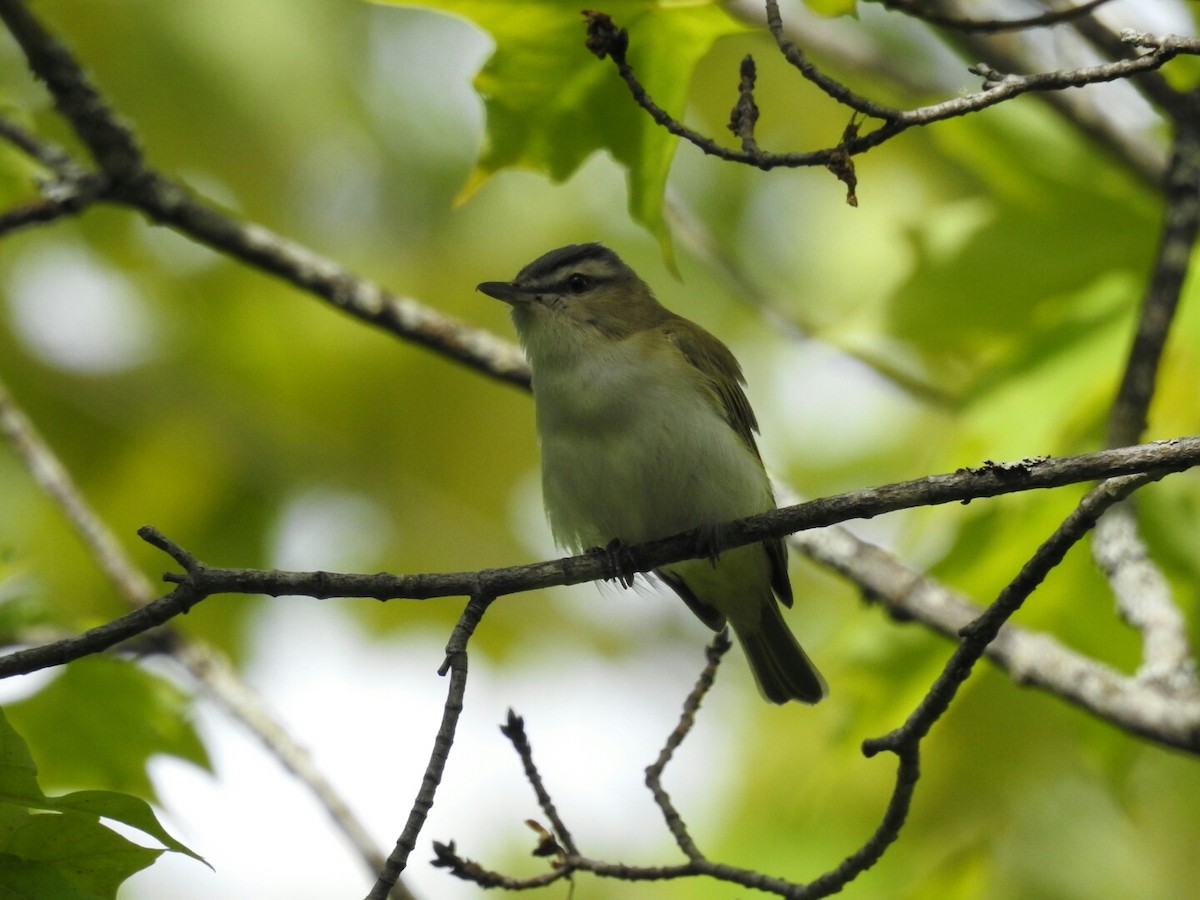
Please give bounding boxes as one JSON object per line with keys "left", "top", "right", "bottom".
{"left": 565, "top": 273, "right": 591, "bottom": 294}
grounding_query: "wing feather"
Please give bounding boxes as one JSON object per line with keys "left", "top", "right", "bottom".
{"left": 664, "top": 319, "right": 793, "bottom": 608}
{"left": 664, "top": 320, "right": 761, "bottom": 459}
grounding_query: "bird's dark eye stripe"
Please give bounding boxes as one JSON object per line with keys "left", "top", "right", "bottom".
{"left": 522, "top": 274, "right": 608, "bottom": 294}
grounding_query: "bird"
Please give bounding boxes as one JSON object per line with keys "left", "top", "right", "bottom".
{"left": 477, "top": 243, "right": 826, "bottom": 704}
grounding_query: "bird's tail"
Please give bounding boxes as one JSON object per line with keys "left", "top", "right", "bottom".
{"left": 735, "top": 599, "right": 827, "bottom": 705}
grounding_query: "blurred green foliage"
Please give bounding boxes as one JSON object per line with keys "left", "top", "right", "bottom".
{"left": 1, "top": 0, "right": 1199, "bottom": 898}
{"left": 382, "top": 0, "right": 750, "bottom": 261}
{"left": 5, "top": 657, "right": 209, "bottom": 800}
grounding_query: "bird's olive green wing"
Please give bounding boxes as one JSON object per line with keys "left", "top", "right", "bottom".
{"left": 663, "top": 319, "right": 761, "bottom": 458}
{"left": 664, "top": 319, "right": 794, "bottom": 608}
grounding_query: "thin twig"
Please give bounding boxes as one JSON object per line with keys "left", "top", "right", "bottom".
{"left": 0, "top": 582, "right": 207, "bottom": 675}
{"left": 0, "top": 0, "right": 142, "bottom": 180}
{"left": 728, "top": 55, "right": 761, "bottom": 153}
{"left": 0, "top": 377, "right": 416, "bottom": 899}
{"left": 500, "top": 710, "right": 579, "bottom": 856}
{"left": 0, "top": 113, "right": 108, "bottom": 236}
{"left": 366, "top": 593, "right": 494, "bottom": 900}
{"left": 762, "top": 0, "right": 900, "bottom": 120}
{"left": 1108, "top": 118, "right": 1200, "bottom": 446}
{"left": 431, "top": 840, "right": 571, "bottom": 889}
{"left": 0, "top": 115, "right": 78, "bottom": 173}
{"left": 866, "top": 474, "right": 1161, "bottom": 759}
{"left": 0, "top": 378, "right": 155, "bottom": 602}
{"left": 1092, "top": 507, "right": 1195, "bottom": 687}
{"left": 473, "top": 641, "right": 733, "bottom": 891}
{"left": 0, "top": 186, "right": 99, "bottom": 235}
{"left": 806, "top": 473, "right": 1165, "bottom": 896}
{"left": 588, "top": 4, "right": 1200, "bottom": 172}
{"left": 866, "top": 0, "right": 1116, "bottom": 34}
{"left": 792, "top": 523, "right": 1200, "bottom": 750}
{"left": 1074, "top": 21, "right": 1187, "bottom": 123}
{"left": 1089, "top": 111, "right": 1200, "bottom": 694}
{"left": 644, "top": 631, "right": 731, "bottom": 861}
{"left": 801, "top": 749, "right": 919, "bottom": 897}
{"left": 0, "top": 12, "right": 530, "bottom": 390}
{"left": 885, "top": 3, "right": 1167, "bottom": 185}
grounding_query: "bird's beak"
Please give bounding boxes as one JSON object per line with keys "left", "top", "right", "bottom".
{"left": 477, "top": 281, "right": 523, "bottom": 305}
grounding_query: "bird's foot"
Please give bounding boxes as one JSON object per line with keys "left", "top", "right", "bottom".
{"left": 694, "top": 527, "right": 723, "bottom": 566}
{"left": 588, "top": 538, "right": 639, "bottom": 588}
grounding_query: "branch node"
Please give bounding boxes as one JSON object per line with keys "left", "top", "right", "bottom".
{"left": 430, "top": 841, "right": 504, "bottom": 886}
{"left": 828, "top": 113, "right": 863, "bottom": 206}
{"left": 968, "top": 62, "right": 1014, "bottom": 90}
{"left": 1120, "top": 28, "right": 1151, "bottom": 48}
{"left": 137, "top": 525, "right": 202, "bottom": 578}
{"left": 728, "top": 54, "right": 760, "bottom": 153}
{"left": 500, "top": 707, "right": 526, "bottom": 743}
{"left": 861, "top": 732, "right": 899, "bottom": 758}
{"left": 583, "top": 9, "right": 628, "bottom": 64}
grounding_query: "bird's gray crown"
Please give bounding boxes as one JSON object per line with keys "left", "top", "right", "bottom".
{"left": 514, "top": 243, "right": 629, "bottom": 291}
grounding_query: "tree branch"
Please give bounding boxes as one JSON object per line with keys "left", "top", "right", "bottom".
{"left": 864, "top": 0, "right": 1117, "bottom": 35}
{"left": 866, "top": 474, "right": 1165, "bottom": 760}
{"left": 500, "top": 710, "right": 579, "bottom": 857}
{"left": 793, "top": 523, "right": 1200, "bottom": 753}
{"left": 0, "top": 0, "right": 142, "bottom": 180}
{"left": 2, "top": 438, "right": 1194, "bottom": 682}
{"left": 644, "top": 630, "right": 730, "bottom": 861}
{"left": 0, "top": 1, "right": 530, "bottom": 391}
{"left": 365, "top": 593, "right": 494, "bottom": 900}
{"left": 0, "top": 115, "right": 107, "bottom": 236}
{"left": 1085, "top": 105, "right": 1200, "bottom": 696}
{"left": 0, "top": 376, "right": 416, "bottom": 900}
{"left": 0, "top": 581, "right": 208, "bottom": 675}
{"left": 1092, "top": 507, "right": 1195, "bottom": 688}
{"left": 585, "top": 4, "right": 1200, "bottom": 173}
{"left": 1108, "top": 114, "right": 1200, "bottom": 446}
{"left": 886, "top": 2, "right": 1168, "bottom": 185}
{"left": 4, "top": 1, "right": 1200, "bottom": 894}
{"left": 432, "top": 468, "right": 1161, "bottom": 898}
{"left": 807, "top": 473, "right": 1168, "bottom": 896}
{"left": 0, "top": 115, "right": 76, "bottom": 173}
{"left": 1074, "top": 21, "right": 1186, "bottom": 122}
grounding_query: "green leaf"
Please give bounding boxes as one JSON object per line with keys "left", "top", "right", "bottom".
{"left": 0, "top": 710, "right": 42, "bottom": 812}
{"left": 0, "top": 808, "right": 161, "bottom": 899}
{"left": 0, "top": 853, "right": 86, "bottom": 900}
{"left": 376, "top": 1, "right": 748, "bottom": 260}
{"left": 0, "top": 709, "right": 202, "bottom": 898}
{"left": 5, "top": 657, "right": 209, "bottom": 801}
{"left": 47, "top": 792, "right": 206, "bottom": 865}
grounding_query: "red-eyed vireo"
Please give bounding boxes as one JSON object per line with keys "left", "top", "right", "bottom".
{"left": 478, "top": 244, "right": 826, "bottom": 704}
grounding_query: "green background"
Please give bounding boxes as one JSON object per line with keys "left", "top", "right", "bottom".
{"left": 1, "top": 0, "right": 1199, "bottom": 897}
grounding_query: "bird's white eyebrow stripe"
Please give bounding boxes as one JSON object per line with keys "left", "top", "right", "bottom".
{"left": 517, "top": 250, "right": 623, "bottom": 294}
{"left": 515, "top": 242, "right": 617, "bottom": 282}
